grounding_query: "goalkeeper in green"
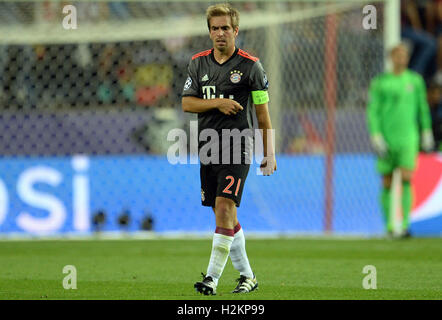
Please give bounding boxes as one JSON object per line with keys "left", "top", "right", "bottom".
{"left": 367, "top": 43, "right": 434, "bottom": 237}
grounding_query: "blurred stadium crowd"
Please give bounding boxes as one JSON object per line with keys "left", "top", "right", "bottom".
{"left": 0, "top": 2, "right": 203, "bottom": 110}
{"left": 0, "top": 1, "right": 258, "bottom": 111}
{"left": 401, "top": 0, "right": 442, "bottom": 148}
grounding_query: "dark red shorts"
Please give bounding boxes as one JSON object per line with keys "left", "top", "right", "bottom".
{"left": 200, "top": 163, "right": 250, "bottom": 207}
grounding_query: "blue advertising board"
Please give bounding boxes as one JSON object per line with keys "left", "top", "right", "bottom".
{"left": 0, "top": 154, "right": 440, "bottom": 237}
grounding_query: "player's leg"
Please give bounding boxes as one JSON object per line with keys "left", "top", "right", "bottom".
{"left": 194, "top": 164, "right": 219, "bottom": 295}
{"left": 211, "top": 205, "right": 256, "bottom": 293}
{"left": 398, "top": 144, "right": 418, "bottom": 236}
{"left": 230, "top": 220, "right": 254, "bottom": 280}
{"left": 216, "top": 164, "right": 257, "bottom": 293}
{"left": 399, "top": 168, "right": 413, "bottom": 236}
{"left": 196, "top": 163, "right": 240, "bottom": 295}
{"left": 203, "top": 196, "right": 236, "bottom": 292}
{"left": 214, "top": 196, "right": 238, "bottom": 229}
{"left": 377, "top": 154, "right": 395, "bottom": 234}
{"left": 230, "top": 220, "right": 257, "bottom": 293}
{"left": 381, "top": 174, "right": 393, "bottom": 233}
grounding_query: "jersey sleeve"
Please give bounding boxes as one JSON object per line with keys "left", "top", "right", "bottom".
{"left": 366, "top": 76, "right": 382, "bottom": 136}
{"left": 181, "top": 59, "right": 200, "bottom": 97}
{"left": 249, "top": 60, "right": 269, "bottom": 92}
{"left": 416, "top": 75, "right": 432, "bottom": 131}
{"left": 249, "top": 61, "right": 269, "bottom": 105}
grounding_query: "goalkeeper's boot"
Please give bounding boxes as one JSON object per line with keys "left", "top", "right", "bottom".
{"left": 401, "top": 229, "right": 412, "bottom": 239}
{"left": 232, "top": 274, "right": 258, "bottom": 293}
{"left": 194, "top": 273, "right": 217, "bottom": 295}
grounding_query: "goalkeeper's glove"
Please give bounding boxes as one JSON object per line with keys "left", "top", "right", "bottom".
{"left": 370, "top": 133, "right": 388, "bottom": 157}
{"left": 421, "top": 129, "right": 435, "bottom": 152}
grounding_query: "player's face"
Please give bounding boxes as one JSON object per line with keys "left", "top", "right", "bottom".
{"left": 391, "top": 46, "right": 409, "bottom": 69}
{"left": 209, "top": 15, "right": 238, "bottom": 53}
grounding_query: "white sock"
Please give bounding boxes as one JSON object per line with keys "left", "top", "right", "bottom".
{"left": 229, "top": 228, "right": 254, "bottom": 278}
{"left": 206, "top": 232, "right": 234, "bottom": 285}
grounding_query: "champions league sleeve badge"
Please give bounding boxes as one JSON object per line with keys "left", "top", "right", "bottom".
{"left": 184, "top": 76, "right": 192, "bottom": 90}
{"left": 263, "top": 74, "right": 269, "bottom": 89}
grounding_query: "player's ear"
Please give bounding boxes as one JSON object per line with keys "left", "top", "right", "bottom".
{"left": 234, "top": 26, "right": 239, "bottom": 37}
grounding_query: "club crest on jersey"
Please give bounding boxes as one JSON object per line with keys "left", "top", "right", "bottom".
{"left": 406, "top": 83, "right": 414, "bottom": 92}
{"left": 230, "top": 70, "right": 243, "bottom": 84}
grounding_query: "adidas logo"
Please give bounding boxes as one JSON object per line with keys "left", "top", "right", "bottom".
{"left": 201, "top": 74, "right": 209, "bottom": 81}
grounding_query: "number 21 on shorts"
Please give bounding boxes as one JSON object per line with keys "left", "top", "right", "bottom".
{"left": 223, "top": 176, "right": 242, "bottom": 196}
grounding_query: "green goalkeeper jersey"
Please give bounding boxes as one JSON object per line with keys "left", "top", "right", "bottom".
{"left": 366, "top": 69, "right": 432, "bottom": 147}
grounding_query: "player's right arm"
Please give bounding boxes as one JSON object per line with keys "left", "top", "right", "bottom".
{"left": 182, "top": 96, "right": 243, "bottom": 115}
{"left": 181, "top": 58, "right": 243, "bottom": 115}
{"left": 367, "top": 76, "right": 388, "bottom": 157}
{"left": 367, "top": 76, "right": 382, "bottom": 136}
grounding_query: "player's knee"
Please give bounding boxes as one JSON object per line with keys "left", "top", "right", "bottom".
{"left": 215, "top": 204, "right": 233, "bottom": 220}
{"left": 400, "top": 169, "right": 413, "bottom": 182}
{"left": 215, "top": 198, "right": 236, "bottom": 222}
{"left": 401, "top": 175, "right": 412, "bottom": 183}
{"left": 382, "top": 175, "right": 392, "bottom": 188}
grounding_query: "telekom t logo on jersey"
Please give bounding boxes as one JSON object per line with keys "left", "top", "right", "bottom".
{"left": 202, "top": 86, "right": 234, "bottom": 100}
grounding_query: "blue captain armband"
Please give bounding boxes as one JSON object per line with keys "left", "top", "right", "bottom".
{"left": 251, "top": 90, "right": 269, "bottom": 105}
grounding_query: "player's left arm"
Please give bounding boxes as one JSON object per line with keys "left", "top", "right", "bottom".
{"left": 255, "top": 102, "right": 276, "bottom": 176}
{"left": 249, "top": 61, "right": 276, "bottom": 175}
{"left": 416, "top": 76, "right": 434, "bottom": 152}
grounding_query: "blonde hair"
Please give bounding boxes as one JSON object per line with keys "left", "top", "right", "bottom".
{"left": 206, "top": 3, "right": 240, "bottom": 30}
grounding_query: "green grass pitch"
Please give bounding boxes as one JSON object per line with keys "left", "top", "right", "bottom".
{"left": 0, "top": 237, "right": 441, "bottom": 300}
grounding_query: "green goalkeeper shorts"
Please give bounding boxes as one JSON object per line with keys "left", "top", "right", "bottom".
{"left": 377, "top": 143, "right": 419, "bottom": 175}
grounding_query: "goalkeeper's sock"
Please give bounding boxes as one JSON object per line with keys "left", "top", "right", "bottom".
{"left": 381, "top": 187, "right": 392, "bottom": 232}
{"left": 206, "top": 227, "right": 234, "bottom": 286}
{"left": 229, "top": 223, "right": 254, "bottom": 279}
{"left": 401, "top": 181, "right": 412, "bottom": 231}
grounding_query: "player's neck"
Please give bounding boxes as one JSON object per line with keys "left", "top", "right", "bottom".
{"left": 392, "top": 66, "right": 406, "bottom": 75}
{"left": 213, "top": 46, "right": 236, "bottom": 64}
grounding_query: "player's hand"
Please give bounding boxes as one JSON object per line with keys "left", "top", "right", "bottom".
{"left": 217, "top": 98, "right": 243, "bottom": 115}
{"left": 370, "top": 133, "right": 388, "bottom": 157}
{"left": 260, "top": 155, "right": 277, "bottom": 176}
{"left": 421, "top": 129, "right": 435, "bottom": 153}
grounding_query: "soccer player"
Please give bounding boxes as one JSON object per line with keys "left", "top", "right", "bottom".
{"left": 181, "top": 3, "right": 276, "bottom": 295}
{"left": 367, "top": 43, "right": 434, "bottom": 238}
